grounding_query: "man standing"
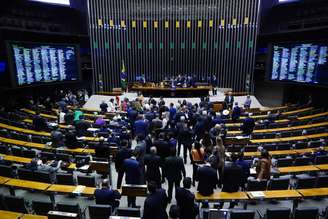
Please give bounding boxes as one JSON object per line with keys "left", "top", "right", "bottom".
{"left": 144, "top": 147, "right": 162, "bottom": 188}
{"left": 224, "top": 91, "right": 234, "bottom": 109}
{"left": 231, "top": 102, "right": 241, "bottom": 122}
{"left": 115, "top": 140, "right": 131, "bottom": 189}
{"left": 143, "top": 181, "right": 168, "bottom": 219}
{"left": 219, "top": 153, "right": 243, "bottom": 208}
{"left": 163, "top": 148, "right": 186, "bottom": 202}
{"left": 175, "top": 177, "right": 198, "bottom": 219}
{"left": 134, "top": 115, "right": 149, "bottom": 139}
{"left": 197, "top": 161, "right": 218, "bottom": 196}
{"left": 123, "top": 149, "right": 142, "bottom": 207}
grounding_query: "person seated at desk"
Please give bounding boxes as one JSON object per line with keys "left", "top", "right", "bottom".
{"left": 94, "top": 179, "right": 121, "bottom": 210}
{"left": 65, "top": 130, "right": 80, "bottom": 149}
{"left": 51, "top": 125, "right": 64, "bottom": 148}
{"left": 37, "top": 158, "right": 63, "bottom": 182}
{"left": 75, "top": 115, "right": 90, "bottom": 137}
{"left": 219, "top": 153, "right": 243, "bottom": 209}
{"left": 32, "top": 110, "right": 48, "bottom": 131}
{"left": 241, "top": 113, "right": 255, "bottom": 136}
{"left": 94, "top": 137, "right": 110, "bottom": 159}
{"left": 176, "top": 177, "right": 199, "bottom": 219}
{"left": 143, "top": 181, "right": 168, "bottom": 219}
{"left": 64, "top": 110, "right": 74, "bottom": 125}
{"left": 73, "top": 108, "right": 84, "bottom": 124}
{"left": 95, "top": 115, "right": 106, "bottom": 127}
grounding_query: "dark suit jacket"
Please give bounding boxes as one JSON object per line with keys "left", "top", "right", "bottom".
{"left": 143, "top": 189, "right": 168, "bottom": 219}
{"left": 115, "top": 147, "right": 132, "bottom": 171}
{"left": 123, "top": 158, "right": 141, "bottom": 184}
{"left": 33, "top": 115, "right": 47, "bottom": 131}
{"left": 224, "top": 96, "right": 234, "bottom": 108}
{"left": 163, "top": 156, "right": 186, "bottom": 182}
{"left": 144, "top": 154, "right": 162, "bottom": 182}
{"left": 232, "top": 106, "right": 241, "bottom": 121}
{"left": 94, "top": 188, "right": 121, "bottom": 208}
{"left": 222, "top": 162, "right": 243, "bottom": 192}
{"left": 241, "top": 117, "right": 255, "bottom": 135}
{"left": 175, "top": 187, "right": 198, "bottom": 219}
{"left": 153, "top": 139, "right": 170, "bottom": 161}
{"left": 75, "top": 120, "right": 90, "bottom": 137}
{"left": 197, "top": 165, "right": 218, "bottom": 196}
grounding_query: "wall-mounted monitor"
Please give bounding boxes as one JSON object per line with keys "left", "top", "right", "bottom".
{"left": 7, "top": 41, "right": 80, "bottom": 87}
{"left": 267, "top": 42, "right": 328, "bottom": 87}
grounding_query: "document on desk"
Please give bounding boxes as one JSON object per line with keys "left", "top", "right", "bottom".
{"left": 73, "top": 185, "right": 86, "bottom": 194}
{"left": 249, "top": 191, "right": 265, "bottom": 199}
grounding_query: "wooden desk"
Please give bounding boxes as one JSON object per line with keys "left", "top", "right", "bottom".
{"left": 20, "top": 214, "right": 48, "bottom": 219}
{"left": 0, "top": 123, "right": 51, "bottom": 137}
{"left": 297, "top": 188, "right": 328, "bottom": 198}
{"left": 121, "top": 184, "right": 148, "bottom": 197}
{"left": 282, "top": 107, "right": 313, "bottom": 116}
{"left": 0, "top": 176, "right": 11, "bottom": 185}
{"left": 247, "top": 190, "right": 302, "bottom": 200}
{"left": 21, "top": 108, "right": 57, "bottom": 120}
{"left": 298, "top": 112, "right": 328, "bottom": 120}
{"left": 315, "top": 164, "right": 328, "bottom": 171}
{"left": 227, "top": 121, "right": 328, "bottom": 135}
{"left": 195, "top": 192, "right": 248, "bottom": 202}
{"left": 130, "top": 86, "right": 211, "bottom": 97}
{"left": 278, "top": 165, "right": 320, "bottom": 174}
{"left": 47, "top": 184, "right": 95, "bottom": 196}
{"left": 0, "top": 210, "right": 22, "bottom": 219}
{"left": 5, "top": 179, "right": 51, "bottom": 191}
{"left": 250, "top": 132, "right": 328, "bottom": 144}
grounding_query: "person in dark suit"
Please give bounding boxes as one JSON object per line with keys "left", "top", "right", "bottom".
{"left": 65, "top": 130, "right": 80, "bottom": 149}
{"left": 144, "top": 147, "right": 162, "bottom": 188}
{"left": 219, "top": 153, "right": 243, "bottom": 209}
{"left": 241, "top": 113, "right": 255, "bottom": 135}
{"left": 75, "top": 115, "right": 90, "bottom": 137}
{"left": 94, "top": 137, "right": 110, "bottom": 159}
{"left": 94, "top": 179, "right": 121, "bottom": 210}
{"left": 180, "top": 124, "right": 194, "bottom": 164}
{"left": 153, "top": 133, "right": 170, "bottom": 164}
{"left": 143, "top": 181, "right": 168, "bottom": 219}
{"left": 115, "top": 140, "right": 131, "bottom": 189}
{"left": 163, "top": 148, "right": 186, "bottom": 202}
{"left": 123, "top": 149, "right": 142, "bottom": 207}
{"left": 236, "top": 152, "right": 251, "bottom": 189}
{"left": 196, "top": 161, "right": 218, "bottom": 196}
{"left": 224, "top": 91, "right": 234, "bottom": 109}
{"left": 175, "top": 177, "right": 198, "bottom": 219}
{"left": 99, "top": 101, "right": 108, "bottom": 114}
{"left": 134, "top": 115, "right": 149, "bottom": 138}
{"left": 32, "top": 111, "right": 48, "bottom": 131}
{"left": 231, "top": 102, "right": 241, "bottom": 122}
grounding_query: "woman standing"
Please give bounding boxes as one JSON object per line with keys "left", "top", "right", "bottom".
{"left": 256, "top": 150, "right": 272, "bottom": 181}
{"left": 191, "top": 141, "right": 205, "bottom": 186}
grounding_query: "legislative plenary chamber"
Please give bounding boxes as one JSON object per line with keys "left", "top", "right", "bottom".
{"left": 0, "top": 0, "right": 328, "bottom": 219}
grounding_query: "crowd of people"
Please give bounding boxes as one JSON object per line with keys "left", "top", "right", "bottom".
{"left": 14, "top": 89, "right": 285, "bottom": 219}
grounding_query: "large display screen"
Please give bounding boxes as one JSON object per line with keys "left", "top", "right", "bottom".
{"left": 7, "top": 42, "right": 80, "bottom": 86}
{"left": 268, "top": 42, "right": 328, "bottom": 86}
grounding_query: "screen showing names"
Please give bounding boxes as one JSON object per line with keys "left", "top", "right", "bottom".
{"left": 270, "top": 43, "right": 328, "bottom": 86}
{"left": 9, "top": 42, "right": 79, "bottom": 86}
